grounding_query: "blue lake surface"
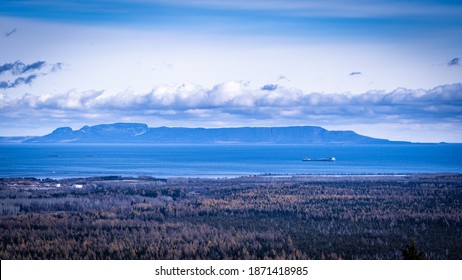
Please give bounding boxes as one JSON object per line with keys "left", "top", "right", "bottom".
{"left": 0, "top": 144, "right": 461, "bottom": 178}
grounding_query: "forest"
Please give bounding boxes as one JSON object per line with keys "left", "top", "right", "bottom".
{"left": 0, "top": 174, "right": 461, "bottom": 259}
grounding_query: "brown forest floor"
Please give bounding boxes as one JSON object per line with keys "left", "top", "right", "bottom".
{"left": 0, "top": 174, "right": 461, "bottom": 259}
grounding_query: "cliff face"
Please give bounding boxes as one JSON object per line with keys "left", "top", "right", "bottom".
{"left": 25, "top": 123, "right": 395, "bottom": 144}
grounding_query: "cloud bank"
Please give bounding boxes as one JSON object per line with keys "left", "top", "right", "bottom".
{"left": 1, "top": 82, "right": 461, "bottom": 127}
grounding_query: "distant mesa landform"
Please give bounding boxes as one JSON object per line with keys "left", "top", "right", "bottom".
{"left": 2, "top": 123, "right": 406, "bottom": 144}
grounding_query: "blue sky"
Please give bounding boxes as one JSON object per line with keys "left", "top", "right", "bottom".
{"left": 0, "top": 0, "right": 461, "bottom": 142}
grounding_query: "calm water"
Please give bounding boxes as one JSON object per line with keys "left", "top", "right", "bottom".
{"left": 0, "top": 144, "right": 461, "bottom": 178}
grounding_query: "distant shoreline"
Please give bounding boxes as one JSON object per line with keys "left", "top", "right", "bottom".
{"left": 1, "top": 172, "right": 460, "bottom": 181}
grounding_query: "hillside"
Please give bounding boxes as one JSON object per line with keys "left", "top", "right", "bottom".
{"left": 22, "top": 123, "right": 398, "bottom": 144}
{"left": 20, "top": 123, "right": 394, "bottom": 144}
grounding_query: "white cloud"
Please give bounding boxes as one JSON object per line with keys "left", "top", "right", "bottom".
{"left": 2, "top": 82, "right": 461, "bottom": 139}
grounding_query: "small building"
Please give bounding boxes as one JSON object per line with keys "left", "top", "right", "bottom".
{"left": 73, "top": 184, "right": 83, "bottom": 189}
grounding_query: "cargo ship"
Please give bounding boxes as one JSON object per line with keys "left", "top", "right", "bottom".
{"left": 302, "top": 157, "right": 336, "bottom": 162}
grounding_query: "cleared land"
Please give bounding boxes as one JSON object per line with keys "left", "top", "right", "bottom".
{"left": 0, "top": 174, "right": 461, "bottom": 259}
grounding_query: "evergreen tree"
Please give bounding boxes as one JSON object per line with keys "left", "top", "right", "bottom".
{"left": 402, "top": 240, "right": 426, "bottom": 260}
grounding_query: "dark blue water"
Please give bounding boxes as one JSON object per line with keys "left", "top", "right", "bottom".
{"left": 0, "top": 144, "right": 461, "bottom": 178}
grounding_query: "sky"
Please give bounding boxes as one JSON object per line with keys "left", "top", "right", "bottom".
{"left": 0, "top": 0, "right": 461, "bottom": 142}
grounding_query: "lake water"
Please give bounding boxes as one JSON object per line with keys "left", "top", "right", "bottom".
{"left": 0, "top": 144, "right": 461, "bottom": 178}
